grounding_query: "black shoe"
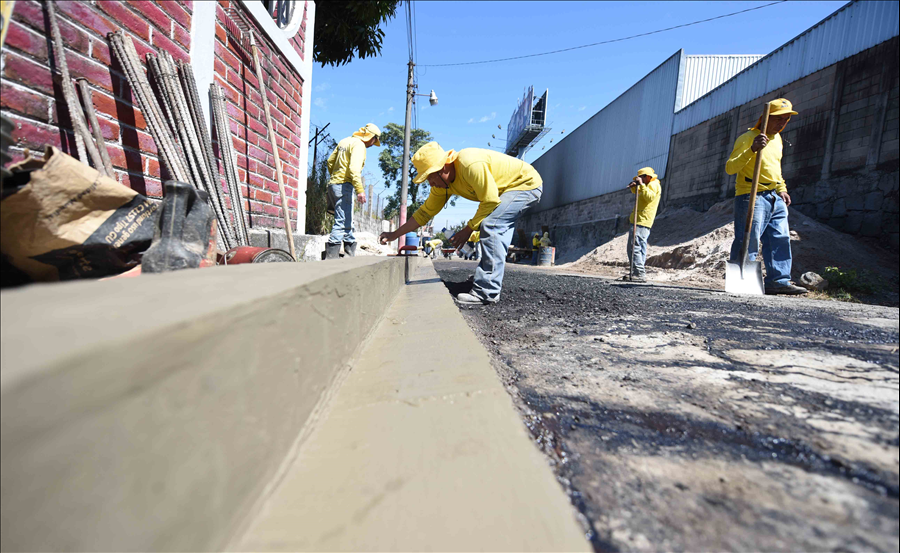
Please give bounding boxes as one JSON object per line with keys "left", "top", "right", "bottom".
{"left": 343, "top": 241, "right": 357, "bottom": 257}
{"left": 324, "top": 242, "right": 341, "bottom": 260}
{"left": 765, "top": 283, "right": 808, "bottom": 295}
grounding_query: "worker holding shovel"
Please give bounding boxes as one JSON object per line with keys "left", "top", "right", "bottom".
{"left": 623, "top": 167, "right": 662, "bottom": 282}
{"left": 325, "top": 124, "right": 381, "bottom": 260}
{"left": 379, "top": 142, "right": 542, "bottom": 304}
{"left": 725, "top": 98, "right": 807, "bottom": 295}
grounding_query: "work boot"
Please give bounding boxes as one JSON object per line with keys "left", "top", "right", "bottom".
{"left": 324, "top": 242, "right": 341, "bottom": 260}
{"left": 455, "top": 292, "right": 491, "bottom": 305}
{"left": 765, "top": 283, "right": 808, "bottom": 295}
{"left": 343, "top": 241, "right": 357, "bottom": 257}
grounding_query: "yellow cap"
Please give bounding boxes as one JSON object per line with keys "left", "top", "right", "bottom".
{"left": 635, "top": 167, "right": 657, "bottom": 180}
{"left": 767, "top": 98, "right": 798, "bottom": 116}
{"left": 352, "top": 123, "right": 382, "bottom": 146}
{"left": 412, "top": 142, "right": 458, "bottom": 184}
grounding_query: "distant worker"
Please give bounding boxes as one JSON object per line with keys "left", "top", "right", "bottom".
{"left": 623, "top": 167, "right": 662, "bottom": 283}
{"left": 725, "top": 98, "right": 807, "bottom": 295}
{"left": 425, "top": 238, "right": 443, "bottom": 259}
{"left": 325, "top": 123, "right": 381, "bottom": 260}
{"left": 465, "top": 231, "right": 481, "bottom": 260}
{"left": 532, "top": 232, "right": 541, "bottom": 264}
{"left": 379, "top": 142, "right": 542, "bottom": 304}
{"left": 540, "top": 232, "right": 551, "bottom": 248}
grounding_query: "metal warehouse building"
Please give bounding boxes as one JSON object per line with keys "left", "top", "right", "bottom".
{"left": 520, "top": 0, "right": 899, "bottom": 255}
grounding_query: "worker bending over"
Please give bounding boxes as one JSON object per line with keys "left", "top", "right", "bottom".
{"left": 380, "top": 142, "right": 542, "bottom": 304}
{"left": 465, "top": 231, "right": 481, "bottom": 260}
{"left": 325, "top": 123, "right": 381, "bottom": 259}
{"left": 623, "top": 167, "right": 661, "bottom": 282}
{"left": 725, "top": 98, "right": 806, "bottom": 295}
{"left": 424, "top": 238, "right": 443, "bottom": 259}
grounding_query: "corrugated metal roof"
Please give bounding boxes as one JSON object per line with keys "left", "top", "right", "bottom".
{"left": 531, "top": 51, "right": 683, "bottom": 212}
{"left": 673, "top": 0, "right": 899, "bottom": 134}
{"left": 679, "top": 55, "right": 764, "bottom": 110}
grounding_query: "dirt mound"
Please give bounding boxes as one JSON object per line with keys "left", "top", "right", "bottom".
{"left": 563, "top": 199, "right": 898, "bottom": 305}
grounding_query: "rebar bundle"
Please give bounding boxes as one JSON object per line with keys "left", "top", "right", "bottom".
{"left": 210, "top": 84, "right": 249, "bottom": 245}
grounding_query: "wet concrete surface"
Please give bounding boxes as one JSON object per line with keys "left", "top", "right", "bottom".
{"left": 435, "top": 260, "right": 899, "bottom": 552}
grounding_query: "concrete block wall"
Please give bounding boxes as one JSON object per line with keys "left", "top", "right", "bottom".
{"left": 0, "top": 0, "right": 310, "bottom": 235}
{"left": 665, "top": 37, "right": 899, "bottom": 249}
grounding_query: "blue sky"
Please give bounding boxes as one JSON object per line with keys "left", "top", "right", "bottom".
{"left": 309, "top": 0, "right": 848, "bottom": 229}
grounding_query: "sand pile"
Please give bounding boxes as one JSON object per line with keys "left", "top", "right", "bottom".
{"left": 563, "top": 199, "right": 898, "bottom": 302}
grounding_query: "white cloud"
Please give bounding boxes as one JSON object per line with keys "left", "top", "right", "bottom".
{"left": 467, "top": 117, "right": 475, "bottom": 124}
{"left": 314, "top": 82, "right": 330, "bottom": 92}
{"left": 578, "top": 106, "right": 587, "bottom": 111}
{"left": 388, "top": 106, "right": 394, "bottom": 112}
{"left": 479, "top": 112, "right": 497, "bottom": 123}
{"left": 314, "top": 97, "right": 327, "bottom": 108}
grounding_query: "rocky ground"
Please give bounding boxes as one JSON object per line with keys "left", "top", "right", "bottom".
{"left": 435, "top": 260, "right": 899, "bottom": 552}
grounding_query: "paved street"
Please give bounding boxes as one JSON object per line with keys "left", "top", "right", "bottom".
{"left": 436, "top": 260, "right": 899, "bottom": 552}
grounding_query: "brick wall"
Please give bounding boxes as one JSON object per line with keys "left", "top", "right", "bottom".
{"left": 1, "top": 0, "right": 309, "bottom": 234}
{"left": 212, "top": 0, "right": 304, "bottom": 231}
{"left": 1, "top": 0, "right": 194, "bottom": 198}
{"left": 665, "top": 36, "right": 899, "bottom": 249}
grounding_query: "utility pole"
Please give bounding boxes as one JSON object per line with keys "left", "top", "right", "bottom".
{"left": 400, "top": 60, "right": 414, "bottom": 249}
{"left": 367, "top": 183, "right": 374, "bottom": 218}
{"left": 308, "top": 122, "right": 330, "bottom": 183}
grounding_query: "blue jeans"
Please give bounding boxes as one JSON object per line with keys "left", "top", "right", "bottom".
{"left": 328, "top": 183, "right": 355, "bottom": 244}
{"left": 627, "top": 225, "right": 651, "bottom": 277}
{"left": 730, "top": 191, "right": 792, "bottom": 287}
{"left": 472, "top": 187, "right": 543, "bottom": 302}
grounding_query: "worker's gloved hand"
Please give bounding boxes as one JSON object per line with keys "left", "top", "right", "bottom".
{"left": 450, "top": 225, "right": 474, "bottom": 249}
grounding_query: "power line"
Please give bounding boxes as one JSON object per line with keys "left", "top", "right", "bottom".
{"left": 422, "top": 1, "right": 787, "bottom": 67}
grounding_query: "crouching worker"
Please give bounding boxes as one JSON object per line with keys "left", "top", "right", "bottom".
{"left": 725, "top": 98, "right": 806, "bottom": 295}
{"left": 623, "top": 167, "right": 661, "bottom": 282}
{"left": 379, "top": 142, "right": 542, "bottom": 304}
{"left": 325, "top": 124, "right": 381, "bottom": 259}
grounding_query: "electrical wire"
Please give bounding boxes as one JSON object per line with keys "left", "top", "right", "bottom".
{"left": 422, "top": 1, "right": 787, "bottom": 67}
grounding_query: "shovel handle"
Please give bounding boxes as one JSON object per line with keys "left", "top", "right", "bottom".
{"left": 739, "top": 103, "right": 770, "bottom": 266}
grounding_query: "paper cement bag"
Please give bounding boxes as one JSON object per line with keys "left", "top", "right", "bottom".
{"left": 0, "top": 146, "right": 159, "bottom": 282}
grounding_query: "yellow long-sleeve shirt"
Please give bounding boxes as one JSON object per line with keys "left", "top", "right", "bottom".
{"left": 628, "top": 178, "right": 662, "bottom": 228}
{"left": 327, "top": 136, "right": 367, "bottom": 194}
{"left": 412, "top": 148, "right": 542, "bottom": 230}
{"left": 467, "top": 230, "right": 480, "bottom": 243}
{"left": 725, "top": 129, "right": 786, "bottom": 196}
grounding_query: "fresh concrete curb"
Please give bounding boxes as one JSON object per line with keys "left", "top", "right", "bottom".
{"left": 1, "top": 256, "right": 417, "bottom": 552}
{"left": 234, "top": 260, "right": 591, "bottom": 551}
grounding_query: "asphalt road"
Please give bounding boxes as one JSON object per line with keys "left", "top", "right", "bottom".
{"left": 435, "top": 259, "right": 899, "bottom": 553}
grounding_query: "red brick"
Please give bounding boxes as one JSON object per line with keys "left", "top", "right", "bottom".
{"left": 96, "top": 118, "right": 120, "bottom": 141}
{"left": 9, "top": 1, "right": 44, "bottom": 33}
{"left": 91, "top": 92, "right": 147, "bottom": 130}
{"left": 146, "top": 156, "right": 160, "bottom": 177}
{"left": 11, "top": 118, "right": 66, "bottom": 150}
{"left": 215, "top": 40, "right": 241, "bottom": 73}
{"left": 287, "top": 197, "right": 298, "bottom": 209}
{"left": 173, "top": 23, "right": 191, "bottom": 49}
{"left": 67, "top": 53, "right": 114, "bottom": 92}
{"left": 121, "top": 128, "right": 159, "bottom": 155}
{"left": 127, "top": 1, "right": 170, "bottom": 34}
{"left": 151, "top": 28, "right": 190, "bottom": 63}
{"left": 56, "top": 1, "right": 118, "bottom": 38}
{"left": 248, "top": 144, "right": 267, "bottom": 162}
{"left": 252, "top": 189, "right": 273, "bottom": 203}
{"left": 107, "top": 144, "right": 145, "bottom": 171}
{"left": 160, "top": 0, "right": 193, "bottom": 29}
{"left": 120, "top": 170, "right": 164, "bottom": 197}
{"left": 3, "top": 53, "right": 54, "bottom": 96}
{"left": 225, "top": 101, "right": 247, "bottom": 123}
{"left": 1, "top": 83, "right": 50, "bottom": 121}
{"left": 4, "top": 21, "right": 48, "bottom": 61}
{"left": 236, "top": 153, "right": 248, "bottom": 170}
{"left": 97, "top": 1, "right": 150, "bottom": 41}
{"left": 214, "top": 23, "right": 227, "bottom": 45}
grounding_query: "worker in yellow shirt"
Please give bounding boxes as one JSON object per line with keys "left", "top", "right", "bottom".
{"left": 725, "top": 98, "right": 806, "bottom": 295}
{"left": 379, "top": 142, "right": 542, "bottom": 304}
{"left": 465, "top": 230, "right": 481, "bottom": 260}
{"left": 325, "top": 123, "right": 381, "bottom": 259}
{"left": 623, "top": 167, "right": 662, "bottom": 282}
{"left": 531, "top": 232, "right": 541, "bottom": 264}
{"left": 424, "top": 238, "right": 443, "bottom": 259}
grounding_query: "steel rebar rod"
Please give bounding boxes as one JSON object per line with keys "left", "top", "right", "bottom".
{"left": 75, "top": 78, "right": 114, "bottom": 176}
{"left": 159, "top": 52, "right": 234, "bottom": 249}
{"left": 108, "top": 32, "right": 187, "bottom": 182}
{"left": 46, "top": 0, "right": 107, "bottom": 174}
{"left": 210, "top": 84, "right": 248, "bottom": 245}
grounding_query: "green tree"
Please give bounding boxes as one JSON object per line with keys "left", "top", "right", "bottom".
{"left": 314, "top": 1, "right": 401, "bottom": 67}
{"left": 378, "top": 122, "right": 456, "bottom": 220}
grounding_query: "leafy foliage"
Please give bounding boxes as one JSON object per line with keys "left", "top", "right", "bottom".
{"left": 822, "top": 266, "right": 876, "bottom": 294}
{"left": 313, "top": 1, "right": 400, "bottom": 67}
{"left": 305, "top": 137, "right": 337, "bottom": 235}
{"left": 378, "top": 122, "right": 456, "bottom": 220}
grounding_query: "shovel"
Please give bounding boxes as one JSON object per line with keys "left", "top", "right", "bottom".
{"left": 725, "top": 103, "right": 770, "bottom": 295}
{"left": 629, "top": 180, "right": 640, "bottom": 280}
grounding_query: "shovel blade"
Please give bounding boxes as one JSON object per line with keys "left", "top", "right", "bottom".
{"left": 725, "top": 259, "right": 765, "bottom": 295}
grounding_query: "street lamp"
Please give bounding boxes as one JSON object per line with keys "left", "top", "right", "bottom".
{"left": 399, "top": 61, "right": 437, "bottom": 248}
